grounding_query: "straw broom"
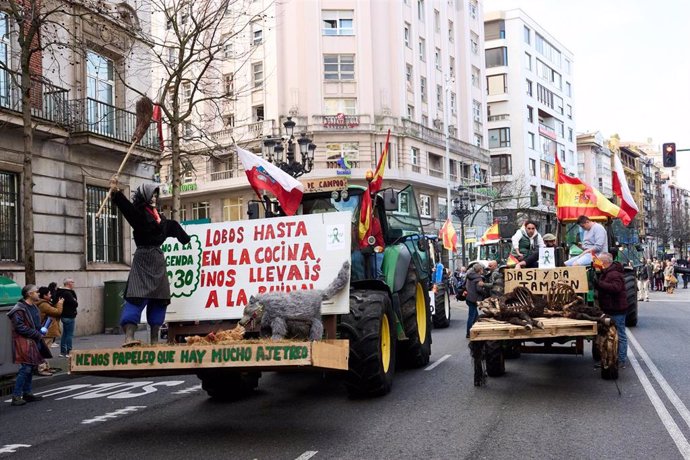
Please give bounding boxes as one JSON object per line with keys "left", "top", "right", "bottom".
{"left": 96, "top": 96, "right": 154, "bottom": 218}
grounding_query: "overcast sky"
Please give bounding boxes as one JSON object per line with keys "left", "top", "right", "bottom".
{"left": 484, "top": 0, "right": 690, "bottom": 188}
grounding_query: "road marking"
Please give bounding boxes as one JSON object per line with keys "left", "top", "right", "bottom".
{"left": 425, "top": 354, "right": 451, "bottom": 371}
{"left": 172, "top": 384, "right": 202, "bottom": 395}
{"left": 294, "top": 451, "right": 318, "bottom": 460}
{"left": 0, "top": 445, "right": 31, "bottom": 454}
{"left": 81, "top": 406, "right": 147, "bottom": 425}
{"left": 628, "top": 332, "right": 690, "bottom": 431}
{"left": 628, "top": 349, "right": 690, "bottom": 458}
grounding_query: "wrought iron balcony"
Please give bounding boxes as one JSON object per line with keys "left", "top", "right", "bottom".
{"left": 0, "top": 68, "right": 70, "bottom": 126}
{"left": 67, "top": 98, "right": 159, "bottom": 150}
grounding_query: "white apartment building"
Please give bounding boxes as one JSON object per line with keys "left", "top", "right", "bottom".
{"left": 484, "top": 9, "right": 575, "bottom": 232}
{"left": 157, "top": 0, "right": 491, "bottom": 234}
{"left": 0, "top": 2, "right": 155, "bottom": 335}
{"left": 576, "top": 131, "right": 612, "bottom": 198}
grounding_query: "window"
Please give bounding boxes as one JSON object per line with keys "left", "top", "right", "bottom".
{"left": 486, "top": 74, "right": 507, "bottom": 95}
{"left": 527, "top": 105, "right": 533, "bottom": 122}
{"left": 324, "top": 98, "right": 357, "bottom": 115}
{"left": 86, "top": 51, "right": 115, "bottom": 135}
{"left": 192, "top": 201, "right": 210, "bottom": 220}
{"left": 471, "top": 66, "right": 480, "bottom": 88}
{"left": 435, "top": 47, "right": 441, "bottom": 70}
{"left": 325, "top": 142, "right": 359, "bottom": 166}
{"left": 419, "top": 38, "right": 426, "bottom": 61}
{"left": 434, "top": 9, "right": 440, "bottom": 32}
{"left": 86, "top": 185, "right": 122, "bottom": 263}
{"left": 397, "top": 190, "right": 410, "bottom": 214}
{"left": 524, "top": 26, "right": 531, "bottom": 45}
{"left": 488, "top": 127, "right": 510, "bottom": 148}
{"left": 324, "top": 54, "right": 355, "bottom": 80}
{"left": 407, "top": 104, "right": 415, "bottom": 118}
{"left": 541, "top": 161, "right": 554, "bottom": 181}
{"left": 404, "top": 23, "right": 411, "bottom": 47}
{"left": 525, "top": 52, "right": 532, "bottom": 70}
{"left": 449, "top": 56, "right": 455, "bottom": 77}
{"left": 420, "top": 194, "right": 431, "bottom": 217}
{"left": 167, "top": 47, "right": 176, "bottom": 65}
{"left": 410, "top": 147, "right": 420, "bottom": 168}
{"left": 0, "top": 171, "right": 19, "bottom": 261}
{"left": 421, "top": 115, "right": 428, "bottom": 127}
{"left": 470, "top": 32, "right": 479, "bottom": 54}
{"left": 568, "top": 127, "right": 573, "bottom": 142}
{"left": 436, "top": 85, "right": 443, "bottom": 110}
{"left": 491, "top": 155, "right": 511, "bottom": 175}
{"left": 528, "top": 132, "right": 535, "bottom": 149}
{"left": 406, "top": 64, "right": 413, "bottom": 89}
{"left": 526, "top": 79, "right": 533, "bottom": 96}
{"left": 252, "top": 62, "right": 263, "bottom": 88}
{"left": 420, "top": 76, "right": 427, "bottom": 102}
{"left": 224, "top": 73, "right": 234, "bottom": 96}
{"left": 252, "top": 24, "right": 263, "bottom": 45}
{"left": 322, "top": 10, "right": 354, "bottom": 35}
{"left": 566, "top": 81, "right": 572, "bottom": 97}
{"left": 222, "top": 197, "right": 244, "bottom": 222}
{"left": 253, "top": 105, "right": 264, "bottom": 121}
{"left": 182, "top": 81, "right": 191, "bottom": 102}
{"left": 472, "top": 100, "right": 481, "bottom": 122}
{"left": 567, "top": 104, "right": 572, "bottom": 120}
{"left": 448, "top": 20, "right": 454, "bottom": 42}
{"left": 224, "top": 114, "right": 235, "bottom": 127}
{"left": 183, "top": 121, "right": 193, "bottom": 137}
{"left": 565, "top": 58, "right": 572, "bottom": 75}
{"left": 529, "top": 158, "right": 537, "bottom": 176}
{"left": 485, "top": 47, "right": 508, "bottom": 67}
{"left": 535, "top": 33, "right": 562, "bottom": 68}
{"left": 417, "top": 0, "right": 424, "bottom": 20}
{"left": 474, "top": 134, "right": 483, "bottom": 147}
{"left": 450, "top": 92, "right": 456, "bottom": 114}
{"left": 223, "top": 42, "right": 233, "bottom": 58}
{"left": 469, "top": 0, "right": 477, "bottom": 19}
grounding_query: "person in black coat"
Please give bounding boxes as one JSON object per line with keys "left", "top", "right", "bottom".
{"left": 593, "top": 252, "right": 628, "bottom": 367}
{"left": 110, "top": 177, "right": 191, "bottom": 346}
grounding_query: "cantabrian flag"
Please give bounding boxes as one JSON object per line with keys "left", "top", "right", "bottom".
{"left": 555, "top": 157, "right": 630, "bottom": 223}
{"left": 440, "top": 218, "right": 458, "bottom": 252}
{"left": 479, "top": 222, "right": 500, "bottom": 244}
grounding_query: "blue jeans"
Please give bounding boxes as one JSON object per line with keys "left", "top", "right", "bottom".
{"left": 565, "top": 253, "right": 592, "bottom": 266}
{"left": 466, "top": 300, "right": 479, "bottom": 336}
{"left": 61, "top": 317, "right": 76, "bottom": 355}
{"left": 13, "top": 363, "right": 35, "bottom": 397}
{"left": 120, "top": 299, "right": 167, "bottom": 327}
{"left": 611, "top": 313, "right": 627, "bottom": 364}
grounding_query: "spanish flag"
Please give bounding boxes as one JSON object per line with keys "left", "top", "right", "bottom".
{"left": 479, "top": 222, "right": 500, "bottom": 244}
{"left": 506, "top": 254, "right": 520, "bottom": 267}
{"left": 555, "top": 157, "right": 630, "bottom": 223}
{"left": 359, "top": 129, "right": 391, "bottom": 245}
{"left": 369, "top": 129, "right": 391, "bottom": 194}
{"left": 440, "top": 218, "right": 458, "bottom": 252}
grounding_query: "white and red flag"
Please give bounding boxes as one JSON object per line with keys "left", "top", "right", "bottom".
{"left": 237, "top": 145, "right": 304, "bottom": 216}
{"left": 612, "top": 153, "right": 639, "bottom": 225}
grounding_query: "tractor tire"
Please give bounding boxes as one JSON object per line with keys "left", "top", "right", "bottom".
{"left": 398, "top": 263, "right": 432, "bottom": 368}
{"left": 503, "top": 340, "right": 521, "bottom": 359}
{"left": 339, "top": 290, "right": 397, "bottom": 397}
{"left": 198, "top": 370, "right": 260, "bottom": 400}
{"left": 485, "top": 341, "right": 505, "bottom": 377}
{"left": 432, "top": 283, "right": 451, "bottom": 329}
{"left": 624, "top": 272, "right": 638, "bottom": 327}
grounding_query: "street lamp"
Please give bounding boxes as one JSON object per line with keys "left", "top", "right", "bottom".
{"left": 452, "top": 186, "right": 476, "bottom": 266}
{"left": 262, "top": 116, "right": 316, "bottom": 178}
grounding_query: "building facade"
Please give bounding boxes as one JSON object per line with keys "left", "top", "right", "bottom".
{"left": 483, "top": 9, "right": 576, "bottom": 233}
{"left": 0, "top": 2, "right": 155, "bottom": 334}
{"left": 157, "top": 0, "right": 492, "bottom": 243}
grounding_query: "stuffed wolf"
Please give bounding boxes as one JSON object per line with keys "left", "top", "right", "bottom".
{"left": 239, "top": 261, "right": 350, "bottom": 341}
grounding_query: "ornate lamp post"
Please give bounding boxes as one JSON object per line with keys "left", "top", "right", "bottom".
{"left": 452, "top": 186, "right": 476, "bottom": 266}
{"left": 262, "top": 117, "right": 316, "bottom": 178}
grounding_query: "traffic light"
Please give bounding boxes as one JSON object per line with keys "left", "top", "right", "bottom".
{"left": 663, "top": 142, "right": 676, "bottom": 167}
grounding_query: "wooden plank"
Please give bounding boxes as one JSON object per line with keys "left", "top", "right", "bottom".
{"left": 504, "top": 266, "right": 589, "bottom": 293}
{"left": 469, "top": 317, "right": 597, "bottom": 342}
{"left": 69, "top": 339, "right": 350, "bottom": 374}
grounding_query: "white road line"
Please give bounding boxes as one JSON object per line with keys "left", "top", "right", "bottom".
{"left": 172, "top": 384, "right": 202, "bottom": 395}
{"left": 81, "top": 405, "right": 147, "bottom": 425}
{"left": 294, "top": 451, "right": 318, "bottom": 460}
{"left": 628, "top": 349, "right": 690, "bottom": 458}
{"left": 628, "top": 331, "right": 690, "bottom": 431}
{"left": 425, "top": 354, "right": 451, "bottom": 371}
{"left": 0, "top": 445, "right": 31, "bottom": 454}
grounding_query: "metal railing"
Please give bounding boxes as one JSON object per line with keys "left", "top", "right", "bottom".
{"left": 210, "top": 169, "right": 234, "bottom": 181}
{"left": 68, "top": 98, "right": 159, "bottom": 149}
{"left": 0, "top": 68, "right": 70, "bottom": 126}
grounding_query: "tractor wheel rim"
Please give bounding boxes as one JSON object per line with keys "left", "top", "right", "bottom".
{"left": 381, "top": 313, "right": 391, "bottom": 373}
{"left": 415, "top": 283, "right": 427, "bottom": 342}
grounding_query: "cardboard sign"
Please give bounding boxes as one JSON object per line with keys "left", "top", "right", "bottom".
{"left": 539, "top": 248, "right": 555, "bottom": 268}
{"left": 504, "top": 266, "right": 588, "bottom": 294}
{"left": 163, "top": 212, "right": 352, "bottom": 322}
{"left": 302, "top": 177, "right": 348, "bottom": 193}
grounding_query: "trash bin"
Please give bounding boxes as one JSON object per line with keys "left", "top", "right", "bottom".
{"left": 103, "top": 280, "right": 127, "bottom": 334}
{"left": 0, "top": 277, "right": 22, "bottom": 393}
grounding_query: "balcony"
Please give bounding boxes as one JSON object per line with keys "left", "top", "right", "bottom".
{"left": 211, "top": 119, "right": 276, "bottom": 145}
{"left": 0, "top": 68, "right": 70, "bottom": 127}
{"left": 400, "top": 118, "right": 490, "bottom": 164}
{"left": 68, "top": 98, "right": 159, "bottom": 150}
{"left": 210, "top": 169, "right": 234, "bottom": 181}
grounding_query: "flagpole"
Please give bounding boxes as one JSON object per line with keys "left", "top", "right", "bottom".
{"left": 444, "top": 75, "right": 454, "bottom": 270}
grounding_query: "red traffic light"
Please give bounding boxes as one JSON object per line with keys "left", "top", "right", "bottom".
{"left": 662, "top": 142, "right": 676, "bottom": 167}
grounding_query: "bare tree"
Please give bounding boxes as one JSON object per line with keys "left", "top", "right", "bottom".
{"left": 121, "top": 0, "right": 262, "bottom": 220}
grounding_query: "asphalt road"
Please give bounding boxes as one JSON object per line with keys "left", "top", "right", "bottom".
{"left": 1, "top": 288, "right": 689, "bottom": 460}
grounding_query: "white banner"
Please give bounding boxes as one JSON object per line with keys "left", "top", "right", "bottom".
{"left": 164, "top": 212, "right": 352, "bottom": 322}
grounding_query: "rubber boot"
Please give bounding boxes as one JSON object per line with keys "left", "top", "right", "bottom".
{"left": 122, "top": 323, "right": 142, "bottom": 348}
{"left": 150, "top": 325, "right": 160, "bottom": 345}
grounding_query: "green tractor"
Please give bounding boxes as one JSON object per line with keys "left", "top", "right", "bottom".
{"left": 299, "top": 184, "right": 433, "bottom": 396}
